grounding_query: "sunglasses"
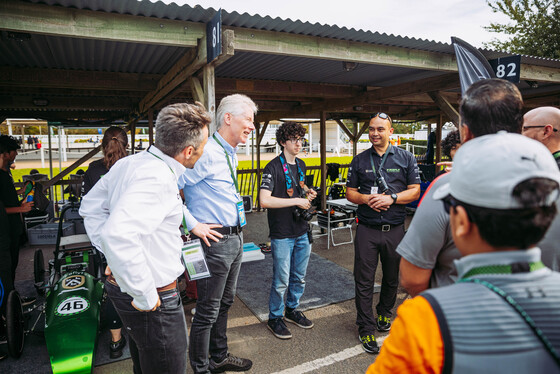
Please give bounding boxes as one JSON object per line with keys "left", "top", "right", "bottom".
{"left": 442, "top": 195, "right": 473, "bottom": 221}
{"left": 522, "top": 125, "right": 558, "bottom": 132}
{"left": 371, "top": 112, "right": 392, "bottom": 123}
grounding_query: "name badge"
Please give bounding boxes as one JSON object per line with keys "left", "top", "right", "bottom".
{"left": 371, "top": 186, "right": 378, "bottom": 194}
{"left": 237, "top": 200, "right": 247, "bottom": 227}
{"left": 181, "top": 239, "right": 211, "bottom": 281}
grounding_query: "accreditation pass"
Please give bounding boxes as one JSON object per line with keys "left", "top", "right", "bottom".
{"left": 181, "top": 239, "right": 211, "bottom": 281}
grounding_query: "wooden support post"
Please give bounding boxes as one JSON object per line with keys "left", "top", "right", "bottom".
{"left": 148, "top": 108, "right": 154, "bottom": 145}
{"left": 204, "top": 64, "right": 216, "bottom": 134}
{"left": 320, "top": 111, "right": 327, "bottom": 211}
{"left": 256, "top": 122, "right": 261, "bottom": 211}
{"left": 436, "top": 114, "right": 443, "bottom": 164}
{"left": 130, "top": 120, "right": 136, "bottom": 155}
{"left": 353, "top": 120, "right": 359, "bottom": 157}
{"left": 43, "top": 145, "right": 102, "bottom": 190}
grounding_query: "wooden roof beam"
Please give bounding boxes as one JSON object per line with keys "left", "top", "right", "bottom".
{"left": 0, "top": 67, "right": 160, "bottom": 91}
{"left": 427, "top": 92, "right": 459, "bottom": 125}
{"left": 139, "top": 30, "right": 235, "bottom": 115}
{"left": 0, "top": 1, "right": 204, "bottom": 47}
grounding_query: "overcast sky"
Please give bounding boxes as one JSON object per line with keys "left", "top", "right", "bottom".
{"left": 163, "top": 0, "right": 510, "bottom": 47}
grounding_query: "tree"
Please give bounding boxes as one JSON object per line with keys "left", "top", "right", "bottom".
{"left": 483, "top": 0, "right": 560, "bottom": 59}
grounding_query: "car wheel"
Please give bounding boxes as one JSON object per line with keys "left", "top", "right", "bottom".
{"left": 6, "top": 290, "right": 25, "bottom": 358}
{"left": 34, "top": 249, "right": 45, "bottom": 295}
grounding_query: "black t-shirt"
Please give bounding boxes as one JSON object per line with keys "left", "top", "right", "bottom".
{"left": 81, "top": 159, "right": 109, "bottom": 196}
{"left": 346, "top": 145, "right": 420, "bottom": 225}
{"left": 260, "top": 156, "right": 308, "bottom": 239}
{"left": 0, "top": 168, "right": 23, "bottom": 236}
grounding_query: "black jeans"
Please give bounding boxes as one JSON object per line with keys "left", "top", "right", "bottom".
{"left": 189, "top": 232, "right": 243, "bottom": 374}
{"left": 106, "top": 281, "right": 188, "bottom": 374}
{"left": 354, "top": 223, "right": 404, "bottom": 335}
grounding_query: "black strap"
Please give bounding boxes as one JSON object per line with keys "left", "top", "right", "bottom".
{"left": 422, "top": 293, "right": 454, "bottom": 374}
{"left": 369, "top": 145, "right": 391, "bottom": 186}
{"left": 459, "top": 278, "right": 560, "bottom": 368}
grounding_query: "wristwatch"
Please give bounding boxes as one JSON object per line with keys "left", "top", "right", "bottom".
{"left": 390, "top": 193, "right": 398, "bottom": 204}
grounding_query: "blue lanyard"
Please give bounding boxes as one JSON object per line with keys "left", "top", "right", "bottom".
{"left": 279, "top": 153, "right": 304, "bottom": 197}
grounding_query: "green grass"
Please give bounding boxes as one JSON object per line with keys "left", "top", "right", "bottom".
{"left": 11, "top": 167, "right": 88, "bottom": 183}
{"left": 237, "top": 156, "right": 352, "bottom": 169}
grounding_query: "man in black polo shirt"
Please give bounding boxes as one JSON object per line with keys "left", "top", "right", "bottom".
{"left": 346, "top": 113, "right": 420, "bottom": 353}
{"left": 0, "top": 135, "right": 34, "bottom": 348}
{"left": 260, "top": 122, "right": 317, "bottom": 340}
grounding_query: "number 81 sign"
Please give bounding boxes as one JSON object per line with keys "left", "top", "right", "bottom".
{"left": 489, "top": 55, "right": 521, "bottom": 84}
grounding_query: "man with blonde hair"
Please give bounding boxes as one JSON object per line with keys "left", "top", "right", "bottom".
{"left": 179, "top": 94, "right": 257, "bottom": 374}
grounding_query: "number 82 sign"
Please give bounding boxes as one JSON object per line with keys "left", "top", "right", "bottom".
{"left": 489, "top": 55, "right": 521, "bottom": 84}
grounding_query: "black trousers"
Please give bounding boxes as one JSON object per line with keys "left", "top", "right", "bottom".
{"left": 354, "top": 223, "right": 404, "bottom": 335}
{"left": 106, "top": 282, "right": 188, "bottom": 374}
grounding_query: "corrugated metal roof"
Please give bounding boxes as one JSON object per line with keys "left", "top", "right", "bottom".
{"left": 215, "top": 52, "right": 442, "bottom": 86}
{"left": 25, "top": 0, "right": 559, "bottom": 68}
{"left": 0, "top": 31, "right": 187, "bottom": 73}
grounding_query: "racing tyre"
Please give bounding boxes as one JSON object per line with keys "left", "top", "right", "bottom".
{"left": 34, "top": 249, "right": 45, "bottom": 295}
{"left": 6, "top": 290, "right": 25, "bottom": 358}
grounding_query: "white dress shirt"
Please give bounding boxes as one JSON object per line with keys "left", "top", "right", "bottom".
{"left": 80, "top": 146, "right": 185, "bottom": 310}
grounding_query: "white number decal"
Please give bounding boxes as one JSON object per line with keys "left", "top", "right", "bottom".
{"left": 56, "top": 296, "right": 90, "bottom": 316}
{"left": 496, "top": 63, "right": 517, "bottom": 78}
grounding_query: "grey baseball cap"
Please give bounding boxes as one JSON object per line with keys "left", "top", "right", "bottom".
{"left": 433, "top": 132, "right": 560, "bottom": 209}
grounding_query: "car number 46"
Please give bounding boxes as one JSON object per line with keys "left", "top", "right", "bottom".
{"left": 55, "top": 296, "right": 90, "bottom": 316}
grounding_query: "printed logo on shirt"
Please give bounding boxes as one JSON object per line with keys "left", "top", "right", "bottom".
{"left": 261, "top": 173, "right": 272, "bottom": 188}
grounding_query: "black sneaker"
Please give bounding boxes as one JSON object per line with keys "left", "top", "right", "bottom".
{"left": 267, "top": 318, "right": 292, "bottom": 339}
{"left": 109, "top": 335, "right": 127, "bottom": 359}
{"left": 359, "top": 334, "right": 379, "bottom": 354}
{"left": 376, "top": 315, "right": 392, "bottom": 332}
{"left": 209, "top": 353, "right": 253, "bottom": 373}
{"left": 285, "top": 309, "right": 314, "bottom": 329}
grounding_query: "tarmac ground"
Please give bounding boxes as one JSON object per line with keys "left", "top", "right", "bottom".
{"left": 11, "top": 208, "right": 412, "bottom": 374}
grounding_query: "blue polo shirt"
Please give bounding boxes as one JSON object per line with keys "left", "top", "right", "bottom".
{"left": 346, "top": 145, "right": 420, "bottom": 225}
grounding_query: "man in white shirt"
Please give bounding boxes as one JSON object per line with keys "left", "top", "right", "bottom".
{"left": 80, "top": 102, "right": 211, "bottom": 374}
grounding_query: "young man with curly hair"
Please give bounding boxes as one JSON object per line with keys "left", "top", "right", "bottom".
{"left": 260, "top": 121, "right": 317, "bottom": 339}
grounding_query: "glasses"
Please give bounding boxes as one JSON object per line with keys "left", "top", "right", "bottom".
{"left": 522, "top": 125, "right": 558, "bottom": 132}
{"left": 442, "top": 195, "right": 473, "bottom": 221}
{"left": 371, "top": 112, "right": 392, "bottom": 123}
{"left": 288, "top": 138, "right": 303, "bottom": 144}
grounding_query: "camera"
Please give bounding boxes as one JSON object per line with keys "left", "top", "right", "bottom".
{"left": 293, "top": 207, "right": 316, "bottom": 221}
{"left": 375, "top": 175, "right": 389, "bottom": 193}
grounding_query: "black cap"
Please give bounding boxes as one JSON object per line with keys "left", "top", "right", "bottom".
{"left": 0, "top": 135, "right": 21, "bottom": 153}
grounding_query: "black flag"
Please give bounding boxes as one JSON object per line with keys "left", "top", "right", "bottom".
{"left": 451, "top": 37, "right": 496, "bottom": 95}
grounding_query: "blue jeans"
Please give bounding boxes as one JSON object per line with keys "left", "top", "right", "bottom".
{"left": 106, "top": 281, "right": 188, "bottom": 374}
{"left": 268, "top": 233, "right": 311, "bottom": 320}
{"left": 189, "top": 232, "right": 243, "bottom": 374}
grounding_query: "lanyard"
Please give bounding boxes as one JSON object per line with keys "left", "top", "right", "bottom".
{"left": 279, "top": 153, "right": 305, "bottom": 197}
{"left": 147, "top": 147, "right": 189, "bottom": 236}
{"left": 553, "top": 151, "right": 560, "bottom": 160}
{"left": 213, "top": 134, "right": 240, "bottom": 194}
{"left": 369, "top": 145, "right": 391, "bottom": 185}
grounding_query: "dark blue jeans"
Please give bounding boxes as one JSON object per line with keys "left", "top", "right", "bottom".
{"left": 106, "top": 281, "right": 188, "bottom": 374}
{"left": 189, "top": 232, "right": 243, "bottom": 374}
{"left": 268, "top": 233, "right": 311, "bottom": 319}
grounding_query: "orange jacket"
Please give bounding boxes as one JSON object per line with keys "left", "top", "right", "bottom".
{"left": 366, "top": 296, "right": 444, "bottom": 374}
